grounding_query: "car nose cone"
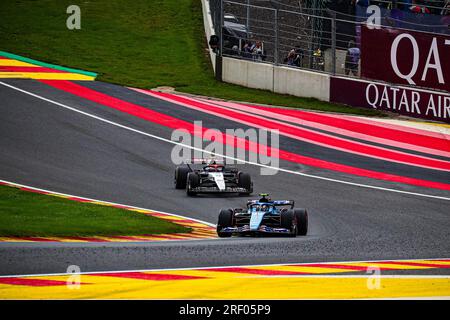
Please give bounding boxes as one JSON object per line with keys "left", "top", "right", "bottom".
{"left": 249, "top": 211, "right": 264, "bottom": 231}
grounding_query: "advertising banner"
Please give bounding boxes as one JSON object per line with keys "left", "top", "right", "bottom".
{"left": 330, "top": 77, "right": 450, "bottom": 123}
{"left": 361, "top": 26, "right": 450, "bottom": 92}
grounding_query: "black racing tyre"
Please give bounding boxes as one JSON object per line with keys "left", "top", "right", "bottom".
{"left": 281, "top": 210, "right": 297, "bottom": 237}
{"left": 174, "top": 166, "right": 190, "bottom": 189}
{"left": 217, "top": 209, "right": 234, "bottom": 238}
{"left": 238, "top": 172, "right": 252, "bottom": 195}
{"left": 186, "top": 172, "right": 200, "bottom": 196}
{"left": 294, "top": 209, "right": 308, "bottom": 236}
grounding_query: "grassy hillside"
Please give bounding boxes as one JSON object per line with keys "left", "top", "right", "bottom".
{"left": 0, "top": 0, "right": 383, "bottom": 116}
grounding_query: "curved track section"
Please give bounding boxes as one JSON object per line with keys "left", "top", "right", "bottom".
{"left": 0, "top": 78, "right": 449, "bottom": 276}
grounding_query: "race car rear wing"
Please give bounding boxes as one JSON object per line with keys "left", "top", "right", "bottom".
{"left": 185, "top": 158, "right": 225, "bottom": 165}
{"left": 247, "top": 199, "right": 295, "bottom": 208}
{"left": 273, "top": 200, "right": 295, "bottom": 207}
{"left": 183, "top": 158, "right": 226, "bottom": 171}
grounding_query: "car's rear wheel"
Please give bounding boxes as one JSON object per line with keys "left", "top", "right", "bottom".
{"left": 186, "top": 172, "right": 199, "bottom": 196}
{"left": 217, "top": 209, "right": 234, "bottom": 238}
{"left": 238, "top": 172, "right": 252, "bottom": 195}
{"left": 294, "top": 209, "right": 308, "bottom": 236}
{"left": 281, "top": 210, "right": 297, "bottom": 237}
{"left": 174, "top": 166, "right": 190, "bottom": 189}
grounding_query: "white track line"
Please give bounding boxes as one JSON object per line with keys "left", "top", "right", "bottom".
{"left": 1, "top": 80, "right": 449, "bottom": 201}
{"left": 139, "top": 89, "right": 450, "bottom": 170}
{"left": 247, "top": 275, "right": 450, "bottom": 279}
{"left": 0, "top": 257, "right": 448, "bottom": 278}
{"left": 195, "top": 96, "right": 450, "bottom": 158}
{"left": 0, "top": 179, "right": 215, "bottom": 228}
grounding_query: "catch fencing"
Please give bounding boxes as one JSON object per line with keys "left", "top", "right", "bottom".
{"left": 209, "top": 0, "right": 450, "bottom": 79}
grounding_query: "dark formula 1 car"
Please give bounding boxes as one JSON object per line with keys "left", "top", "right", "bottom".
{"left": 216, "top": 194, "right": 308, "bottom": 237}
{"left": 174, "top": 159, "right": 253, "bottom": 196}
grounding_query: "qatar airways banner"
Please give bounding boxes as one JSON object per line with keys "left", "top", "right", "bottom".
{"left": 361, "top": 26, "right": 450, "bottom": 92}
{"left": 330, "top": 77, "right": 450, "bottom": 123}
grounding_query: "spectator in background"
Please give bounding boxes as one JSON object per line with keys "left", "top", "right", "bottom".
{"left": 232, "top": 45, "right": 239, "bottom": 56}
{"left": 409, "top": 1, "right": 431, "bottom": 14}
{"left": 242, "top": 41, "right": 253, "bottom": 59}
{"left": 251, "top": 41, "right": 265, "bottom": 61}
{"left": 209, "top": 35, "right": 219, "bottom": 53}
{"left": 284, "top": 49, "right": 297, "bottom": 66}
{"left": 294, "top": 46, "right": 304, "bottom": 67}
{"left": 345, "top": 40, "right": 360, "bottom": 76}
{"left": 283, "top": 47, "right": 303, "bottom": 67}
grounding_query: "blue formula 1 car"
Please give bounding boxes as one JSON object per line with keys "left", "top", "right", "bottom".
{"left": 216, "top": 194, "right": 308, "bottom": 237}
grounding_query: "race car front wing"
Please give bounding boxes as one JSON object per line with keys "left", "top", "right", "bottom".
{"left": 219, "top": 225, "right": 291, "bottom": 234}
{"left": 190, "top": 186, "right": 250, "bottom": 193}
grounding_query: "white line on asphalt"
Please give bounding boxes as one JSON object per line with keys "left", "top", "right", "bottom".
{"left": 0, "top": 257, "right": 448, "bottom": 278}
{"left": 1, "top": 80, "right": 449, "bottom": 201}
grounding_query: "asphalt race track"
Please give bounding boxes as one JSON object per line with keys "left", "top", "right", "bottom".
{"left": 0, "top": 78, "right": 449, "bottom": 276}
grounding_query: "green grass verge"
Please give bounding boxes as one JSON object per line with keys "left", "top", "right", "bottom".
{"left": 0, "top": 0, "right": 384, "bottom": 116}
{"left": 0, "top": 185, "right": 190, "bottom": 237}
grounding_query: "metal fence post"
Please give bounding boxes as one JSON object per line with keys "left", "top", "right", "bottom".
{"left": 246, "top": 0, "right": 250, "bottom": 35}
{"left": 331, "top": 13, "right": 336, "bottom": 75}
{"left": 216, "top": 0, "right": 224, "bottom": 81}
{"left": 274, "top": 8, "right": 279, "bottom": 65}
{"left": 219, "top": 0, "right": 224, "bottom": 57}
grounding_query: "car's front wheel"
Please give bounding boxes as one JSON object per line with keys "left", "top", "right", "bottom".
{"left": 294, "top": 209, "right": 308, "bottom": 236}
{"left": 186, "top": 172, "right": 199, "bottom": 196}
{"left": 217, "top": 208, "right": 234, "bottom": 238}
{"left": 238, "top": 172, "right": 252, "bottom": 195}
{"left": 174, "top": 166, "right": 190, "bottom": 189}
{"left": 281, "top": 210, "right": 297, "bottom": 237}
